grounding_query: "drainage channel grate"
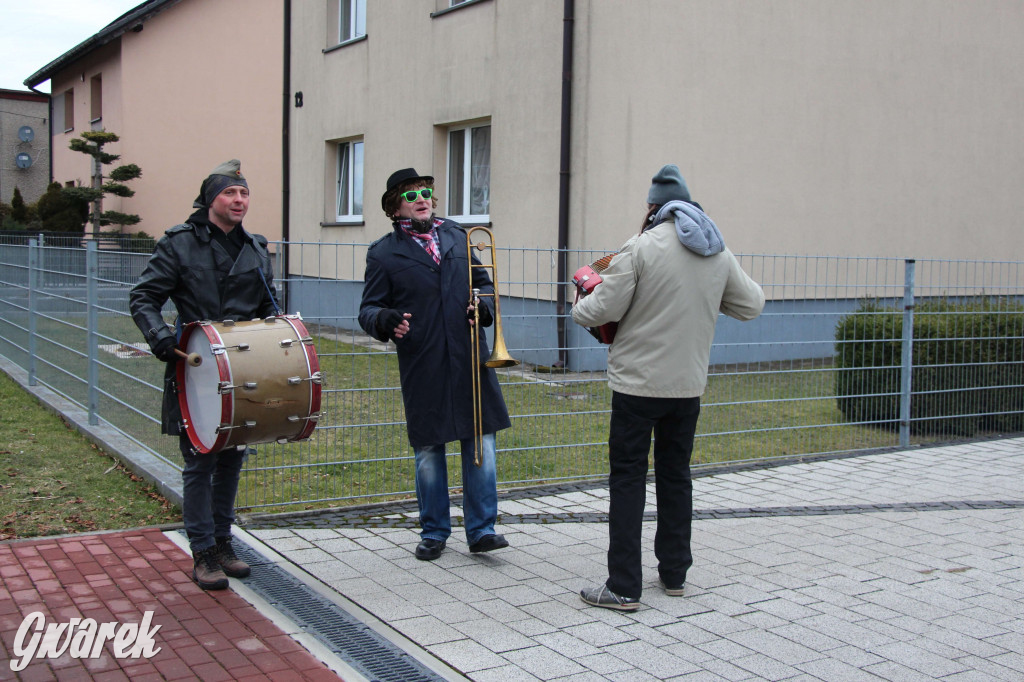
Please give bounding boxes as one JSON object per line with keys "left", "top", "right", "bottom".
{"left": 193, "top": 534, "right": 448, "bottom": 682}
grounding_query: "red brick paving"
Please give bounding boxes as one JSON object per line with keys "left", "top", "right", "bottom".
{"left": 0, "top": 529, "right": 344, "bottom": 681}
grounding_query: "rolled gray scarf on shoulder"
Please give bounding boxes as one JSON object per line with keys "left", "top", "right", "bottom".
{"left": 653, "top": 200, "right": 725, "bottom": 257}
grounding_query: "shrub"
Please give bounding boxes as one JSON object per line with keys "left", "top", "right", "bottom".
{"left": 35, "top": 182, "right": 89, "bottom": 233}
{"left": 835, "top": 299, "right": 1024, "bottom": 437}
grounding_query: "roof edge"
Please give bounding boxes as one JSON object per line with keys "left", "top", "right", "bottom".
{"left": 0, "top": 87, "right": 50, "bottom": 102}
{"left": 23, "top": 0, "right": 181, "bottom": 89}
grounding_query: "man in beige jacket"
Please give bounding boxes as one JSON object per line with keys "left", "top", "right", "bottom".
{"left": 572, "top": 164, "right": 765, "bottom": 611}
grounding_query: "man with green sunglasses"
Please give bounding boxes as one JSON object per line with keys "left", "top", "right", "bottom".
{"left": 358, "top": 167, "right": 512, "bottom": 562}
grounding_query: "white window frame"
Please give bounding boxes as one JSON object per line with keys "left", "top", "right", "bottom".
{"left": 446, "top": 122, "right": 491, "bottom": 223}
{"left": 339, "top": 0, "right": 366, "bottom": 43}
{"left": 336, "top": 139, "right": 364, "bottom": 222}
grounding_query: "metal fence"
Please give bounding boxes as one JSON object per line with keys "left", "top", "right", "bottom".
{"left": 1, "top": 237, "right": 1022, "bottom": 511}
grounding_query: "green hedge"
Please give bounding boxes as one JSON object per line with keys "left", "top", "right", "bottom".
{"left": 834, "top": 299, "right": 1024, "bottom": 437}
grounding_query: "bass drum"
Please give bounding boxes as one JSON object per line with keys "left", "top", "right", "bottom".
{"left": 177, "top": 315, "right": 322, "bottom": 454}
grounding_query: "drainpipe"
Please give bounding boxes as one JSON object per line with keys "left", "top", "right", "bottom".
{"left": 555, "top": 0, "right": 574, "bottom": 368}
{"left": 281, "top": 0, "right": 292, "bottom": 309}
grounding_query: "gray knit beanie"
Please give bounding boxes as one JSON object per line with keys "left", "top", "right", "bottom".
{"left": 646, "top": 164, "right": 691, "bottom": 205}
{"left": 193, "top": 159, "right": 249, "bottom": 208}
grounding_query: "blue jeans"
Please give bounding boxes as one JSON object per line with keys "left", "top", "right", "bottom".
{"left": 415, "top": 433, "right": 498, "bottom": 545}
{"left": 179, "top": 434, "right": 246, "bottom": 554}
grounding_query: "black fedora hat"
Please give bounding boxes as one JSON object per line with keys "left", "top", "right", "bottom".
{"left": 381, "top": 167, "right": 434, "bottom": 213}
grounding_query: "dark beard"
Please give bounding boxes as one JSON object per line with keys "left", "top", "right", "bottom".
{"left": 409, "top": 216, "right": 435, "bottom": 233}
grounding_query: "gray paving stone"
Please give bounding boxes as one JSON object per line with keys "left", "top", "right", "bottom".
{"left": 951, "top": 655, "right": 1024, "bottom": 682}
{"left": 604, "top": 669, "right": 663, "bottom": 682}
{"left": 873, "top": 640, "right": 972, "bottom": 677}
{"left": 453, "top": 618, "right": 538, "bottom": 654}
{"left": 863, "top": 659, "right": 947, "bottom": 682}
{"left": 680, "top": 658, "right": 759, "bottom": 680}
{"left": 238, "top": 437, "right": 1024, "bottom": 682}
{"left": 500, "top": 645, "right": 588, "bottom": 680}
{"left": 989, "top": 650, "right": 1024, "bottom": 675}
{"left": 428, "top": 638, "right": 510, "bottom": 674}
{"left": 390, "top": 614, "right": 466, "bottom": 646}
{"left": 506, "top": 616, "right": 560, "bottom": 638}
{"left": 532, "top": 630, "right": 603, "bottom": 659}
{"left": 520, "top": 600, "right": 598, "bottom": 629}
{"left": 548, "top": 672, "right": 617, "bottom": 682}
{"left": 602, "top": 640, "right": 701, "bottom": 678}
{"left": 562, "top": 621, "right": 638, "bottom": 648}
{"left": 726, "top": 628, "right": 824, "bottom": 666}
{"left": 469, "top": 664, "right": 544, "bottom": 681}
{"left": 573, "top": 652, "right": 635, "bottom": 676}
{"left": 731, "top": 652, "right": 802, "bottom": 681}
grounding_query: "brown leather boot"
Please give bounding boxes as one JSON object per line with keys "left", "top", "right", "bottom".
{"left": 193, "top": 547, "right": 228, "bottom": 590}
{"left": 214, "top": 537, "right": 251, "bottom": 578}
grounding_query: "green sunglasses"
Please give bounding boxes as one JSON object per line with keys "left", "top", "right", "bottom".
{"left": 401, "top": 188, "right": 433, "bottom": 202}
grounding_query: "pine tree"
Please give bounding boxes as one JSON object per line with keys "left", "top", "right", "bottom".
{"left": 10, "top": 187, "right": 29, "bottom": 224}
{"left": 67, "top": 130, "right": 143, "bottom": 236}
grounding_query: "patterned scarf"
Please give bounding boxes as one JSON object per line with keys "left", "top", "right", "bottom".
{"left": 398, "top": 218, "right": 444, "bottom": 265}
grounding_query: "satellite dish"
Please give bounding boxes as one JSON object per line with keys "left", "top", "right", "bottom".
{"left": 15, "top": 152, "right": 33, "bottom": 169}
{"left": 18, "top": 126, "right": 35, "bottom": 143}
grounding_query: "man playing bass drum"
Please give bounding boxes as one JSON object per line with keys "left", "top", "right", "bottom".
{"left": 572, "top": 164, "right": 765, "bottom": 611}
{"left": 130, "top": 159, "right": 279, "bottom": 590}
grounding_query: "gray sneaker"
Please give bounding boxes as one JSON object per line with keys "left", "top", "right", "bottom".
{"left": 579, "top": 584, "right": 640, "bottom": 611}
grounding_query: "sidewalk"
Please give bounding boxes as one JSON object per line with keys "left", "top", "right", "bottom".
{"left": 3, "top": 437, "right": 1023, "bottom": 681}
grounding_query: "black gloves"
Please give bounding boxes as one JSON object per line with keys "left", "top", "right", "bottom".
{"left": 474, "top": 301, "right": 494, "bottom": 328}
{"left": 152, "top": 336, "right": 178, "bottom": 363}
{"left": 377, "top": 308, "right": 405, "bottom": 338}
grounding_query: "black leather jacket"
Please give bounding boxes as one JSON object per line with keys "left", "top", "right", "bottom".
{"left": 129, "top": 215, "right": 279, "bottom": 434}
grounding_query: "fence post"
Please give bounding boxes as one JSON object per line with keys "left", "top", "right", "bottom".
{"left": 28, "top": 239, "right": 38, "bottom": 386}
{"left": 86, "top": 241, "right": 99, "bottom": 426}
{"left": 899, "top": 259, "right": 916, "bottom": 448}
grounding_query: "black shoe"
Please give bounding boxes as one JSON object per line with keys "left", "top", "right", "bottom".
{"left": 469, "top": 534, "right": 509, "bottom": 554}
{"left": 659, "top": 578, "right": 685, "bottom": 597}
{"left": 415, "top": 538, "right": 446, "bottom": 561}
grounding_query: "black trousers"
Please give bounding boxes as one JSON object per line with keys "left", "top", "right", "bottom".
{"left": 605, "top": 391, "right": 701, "bottom": 599}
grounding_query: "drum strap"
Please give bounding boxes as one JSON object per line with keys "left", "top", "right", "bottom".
{"left": 258, "top": 267, "right": 283, "bottom": 316}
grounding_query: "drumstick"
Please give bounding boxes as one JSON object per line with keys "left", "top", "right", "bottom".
{"left": 173, "top": 348, "right": 203, "bottom": 367}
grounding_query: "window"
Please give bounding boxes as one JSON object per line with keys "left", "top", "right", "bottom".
{"left": 90, "top": 75, "right": 102, "bottom": 122}
{"left": 63, "top": 88, "right": 74, "bottom": 132}
{"left": 339, "top": 0, "right": 366, "bottom": 43}
{"left": 447, "top": 123, "right": 491, "bottom": 221}
{"left": 336, "top": 139, "right": 364, "bottom": 221}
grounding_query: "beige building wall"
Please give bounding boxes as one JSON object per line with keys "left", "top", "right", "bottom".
{"left": 290, "top": 0, "right": 1024, "bottom": 268}
{"left": 0, "top": 90, "right": 50, "bottom": 205}
{"left": 572, "top": 0, "right": 1024, "bottom": 260}
{"left": 289, "top": 0, "right": 563, "bottom": 279}
{"left": 46, "top": 0, "right": 284, "bottom": 241}
{"left": 49, "top": 41, "right": 124, "bottom": 213}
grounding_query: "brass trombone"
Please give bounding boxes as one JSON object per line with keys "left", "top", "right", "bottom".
{"left": 467, "top": 226, "right": 519, "bottom": 466}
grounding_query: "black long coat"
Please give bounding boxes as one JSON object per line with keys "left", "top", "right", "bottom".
{"left": 358, "top": 219, "right": 511, "bottom": 448}
{"left": 129, "top": 214, "right": 279, "bottom": 434}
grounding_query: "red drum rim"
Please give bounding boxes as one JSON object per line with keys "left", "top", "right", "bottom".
{"left": 177, "top": 321, "right": 233, "bottom": 454}
{"left": 280, "top": 315, "right": 322, "bottom": 442}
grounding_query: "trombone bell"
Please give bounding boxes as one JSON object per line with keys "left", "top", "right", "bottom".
{"left": 485, "top": 333, "right": 518, "bottom": 368}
